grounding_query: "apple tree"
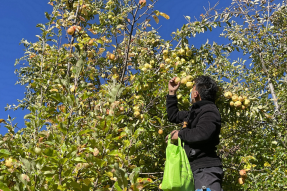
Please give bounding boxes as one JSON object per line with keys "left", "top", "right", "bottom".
{"left": 0, "top": 0, "right": 287, "bottom": 190}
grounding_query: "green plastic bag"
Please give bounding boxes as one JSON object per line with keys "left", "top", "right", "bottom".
{"left": 161, "top": 135, "right": 194, "bottom": 191}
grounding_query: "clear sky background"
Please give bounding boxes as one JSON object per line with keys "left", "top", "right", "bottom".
{"left": 0, "top": 0, "right": 239, "bottom": 135}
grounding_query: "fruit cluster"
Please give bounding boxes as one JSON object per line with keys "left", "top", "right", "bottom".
{"left": 67, "top": 25, "right": 82, "bottom": 36}
{"left": 224, "top": 92, "right": 251, "bottom": 110}
{"left": 162, "top": 46, "right": 196, "bottom": 68}
{"left": 174, "top": 76, "right": 194, "bottom": 89}
{"left": 238, "top": 169, "right": 247, "bottom": 184}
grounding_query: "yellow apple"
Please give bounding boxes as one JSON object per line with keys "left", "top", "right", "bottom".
{"left": 178, "top": 48, "right": 185, "bottom": 55}
{"left": 159, "top": 63, "right": 165, "bottom": 68}
{"left": 186, "top": 75, "right": 193, "bottom": 81}
{"left": 238, "top": 96, "right": 244, "bottom": 102}
{"left": 165, "top": 58, "right": 171, "bottom": 64}
{"left": 158, "top": 129, "right": 163, "bottom": 134}
{"left": 5, "top": 158, "right": 13, "bottom": 168}
{"left": 181, "top": 77, "right": 187, "bottom": 84}
{"left": 234, "top": 101, "right": 242, "bottom": 108}
{"left": 163, "top": 50, "right": 169, "bottom": 55}
{"left": 230, "top": 101, "right": 234, "bottom": 107}
{"left": 232, "top": 95, "right": 239, "bottom": 102}
{"left": 174, "top": 77, "right": 181, "bottom": 84}
{"left": 224, "top": 92, "right": 233, "bottom": 99}
{"left": 238, "top": 177, "right": 245, "bottom": 184}
{"left": 186, "top": 82, "right": 194, "bottom": 89}
{"left": 134, "top": 111, "right": 140, "bottom": 118}
{"left": 244, "top": 99, "right": 250, "bottom": 106}
{"left": 108, "top": 53, "right": 116, "bottom": 60}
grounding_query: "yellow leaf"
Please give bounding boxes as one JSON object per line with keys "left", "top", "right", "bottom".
{"left": 50, "top": 89, "right": 58, "bottom": 92}
{"left": 159, "top": 12, "right": 170, "bottom": 20}
{"left": 152, "top": 15, "right": 159, "bottom": 24}
{"left": 0, "top": 119, "right": 5, "bottom": 123}
{"left": 154, "top": 10, "right": 160, "bottom": 16}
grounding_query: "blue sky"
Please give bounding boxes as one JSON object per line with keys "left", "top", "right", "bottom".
{"left": 0, "top": 0, "right": 235, "bottom": 135}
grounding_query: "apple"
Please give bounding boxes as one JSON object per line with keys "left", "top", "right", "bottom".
{"left": 186, "top": 82, "right": 194, "bottom": 89}
{"left": 5, "top": 158, "right": 13, "bottom": 168}
{"left": 175, "top": 62, "right": 182, "bottom": 67}
{"left": 34, "top": 147, "right": 42, "bottom": 154}
{"left": 243, "top": 95, "right": 247, "bottom": 100}
{"left": 177, "top": 94, "right": 182, "bottom": 99}
{"left": 191, "top": 59, "right": 195, "bottom": 64}
{"left": 160, "top": 63, "right": 165, "bottom": 68}
{"left": 165, "top": 58, "right": 171, "bottom": 64}
{"left": 186, "top": 50, "right": 193, "bottom": 57}
{"left": 108, "top": 53, "right": 116, "bottom": 60}
{"left": 88, "top": 39, "right": 94, "bottom": 45}
{"left": 139, "top": 0, "right": 146, "bottom": 6}
{"left": 181, "top": 77, "right": 187, "bottom": 85}
{"left": 158, "top": 129, "right": 163, "bottom": 134}
{"left": 163, "top": 55, "right": 168, "bottom": 60}
{"left": 232, "top": 95, "right": 239, "bottom": 102}
{"left": 238, "top": 177, "right": 245, "bottom": 184}
{"left": 67, "top": 27, "right": 75, "bottom": 35}
{"left": 234, "top": 101, "right": 242, "bottom": 108}
{"left": 134, "top": 111, "right": 140, "bottom": 118}
{"left": 186, "top": 75, "right": 193, "bottom": 81}
{"left": 239, "top": 170, "right": 247, "bottom": 178}
{"left": 172, "top": 52, "right": 177, "bottom": 58}
{"left": 241, "top": 105, "right": 246, "bottom": 110}
{"left": 178, "top": 48, "right": 185, "bottom": 55}
{"left": 244, "top": 99, "right": 250, "bottom": 106}
{"left": 87, "top": 51, "right": 93, "bottom": 58}
{"left": 175, "top": 57, "right": 180, "bottom": 61}
{"left": 93, "top": 148, "right": 99, "bottom": 156}
{"left": 238, "top": 96, "right": 244, "bottom": 102}
{"left": 230, "top": 101, "right": 234, "bottom": 107}
{"left": 163, "top": 50, "right": 169, "bottom": 55}
{"left": 174, "top": 77, "right": 181, "bottom": 84}
{"left": 150, "top": 60, "right": 155, "bottom": 65}
{"left": 224, "top": 92, "right": 233, "bottom": 99}
{"left": 21, "top": 174, "right": 30, "bottom": 182}
{"left": 76, "top": 26, "right": 82, "bottom": 31}
{"left": 144, "top": 63, "right": 152, "bottom": 69}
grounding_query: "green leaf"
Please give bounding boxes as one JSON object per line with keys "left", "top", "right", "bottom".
{"left": 0, "top": 182, "right": 10, "bottom": 191}
{"left": 129, "top": 167, "right": 141, "bottom": 184}
{"left": 21, "top": 158, "right": 31, "bottom": 173}
{"left": 114, "top": 181, "right": 123, "bottom": 191}
{"left": 0, "top": 149, "right": 11, "bottom": 156}
{"left": 78, "top": 129, "right": 93, "bottom": 136}
{"left": 113, "top": 163, "right": 128, "bottom": 189}
{"left": 74, "top": 157, "right": 87, "bottom": 163}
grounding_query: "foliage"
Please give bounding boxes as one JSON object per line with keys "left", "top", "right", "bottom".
{"left": 1, "top": 0, "right": 287, "bottom": 190}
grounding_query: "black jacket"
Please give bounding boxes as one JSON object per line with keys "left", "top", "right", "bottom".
{"left": 166, "top": 95, "right": 222, "bottom": 171}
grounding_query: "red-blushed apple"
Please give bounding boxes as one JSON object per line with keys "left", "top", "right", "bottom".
{"left": 67, "top": 27, "right": 75, "bottom": 35}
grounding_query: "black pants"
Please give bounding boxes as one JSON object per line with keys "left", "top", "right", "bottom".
{"left": 192, "top": 166, "right": 224, "bottom": 191}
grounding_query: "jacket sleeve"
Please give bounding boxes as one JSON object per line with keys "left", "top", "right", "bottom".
{"left": 178, "top": 110, "right": 220, "bottom": 144}
{"left": 166, "top": 94, "right": 189, "bottom": 124}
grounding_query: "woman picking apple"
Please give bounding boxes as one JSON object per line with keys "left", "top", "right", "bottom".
{"left": 166, "top": 75, "right": 224, "bottom": 191}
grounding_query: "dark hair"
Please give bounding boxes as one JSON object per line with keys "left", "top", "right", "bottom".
{"left": 194, "top": 75, "right": 217, "bottom": 102}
